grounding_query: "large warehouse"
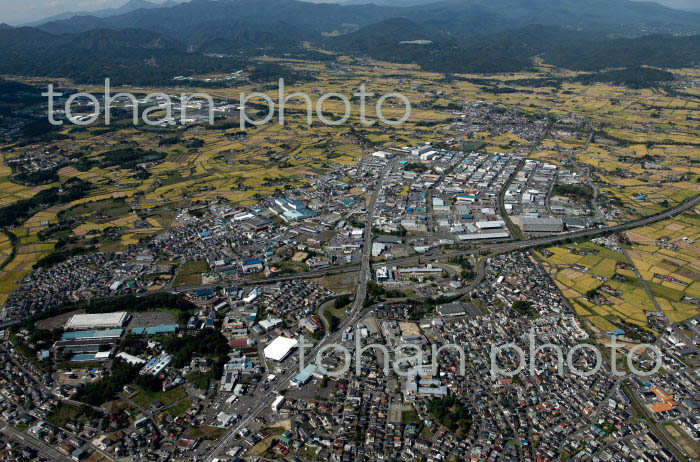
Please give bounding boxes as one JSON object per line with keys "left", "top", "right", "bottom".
{"left": 521, "top": 217, "right": 564, "bottom": 233}
{"left": 64, "top": 312, "right": 129, "bottom": 330}
{"left": 264, "top": 336, "right": 299, "bottom": 362}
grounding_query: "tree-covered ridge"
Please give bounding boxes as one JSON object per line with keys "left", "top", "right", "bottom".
{"left": 0, "top": 0, "right": 698, "bottom": 84}
{"left": 329, "top": 23, "right": 700, "bottom": 77}
{"left": 0, "top": 27, "right": 248, "bottom": 85}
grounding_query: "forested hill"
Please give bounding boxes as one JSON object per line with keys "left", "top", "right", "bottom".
{"left": 0, "top": 0, "right": 699, "bottom": 84}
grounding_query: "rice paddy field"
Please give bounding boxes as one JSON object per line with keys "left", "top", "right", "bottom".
{"left": 625, "top": 208, "right": 700, "bottom": 323}
{"left": 0, "top": 228, "right": 53, "bottom": 307}
{"left": 6, "top": 59, "right": 699, "bottom": 231}
{"left": 1, "top": 57, "right": 699, "bottom": 310}
{"left": 539, "top": 241, "right": 657, "bottom": 334}
{"left": 539, "top": 207, "right": 700, "bottom": 334}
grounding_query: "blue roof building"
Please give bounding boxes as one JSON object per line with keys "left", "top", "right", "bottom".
{"left": 131, "top": 325, "right": 178, "bottom": 336}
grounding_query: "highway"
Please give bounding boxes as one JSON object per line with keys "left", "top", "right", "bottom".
{"left": 194, "top": 192, "right": 700, "bottom": 287}
{"left": 1, "top": 190, "right": 690, "bottom": 330}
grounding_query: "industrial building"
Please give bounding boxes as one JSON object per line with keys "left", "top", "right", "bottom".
{"left": 64, "top": 312, "right": 129, "bottom": 330}
{"left": 130, "top": 324, "right": 178, "bottom": 336}
{"left": 522, "top": 217, "right": 564, "bottom": 233}
{"left": 241, "top": 259, "right": 264, "bottom": 274}
{"left": 376, "top": 266, "right": 394, "bottom": 282}
{"left": 258, "top": 317, "right": 283, "bottom": 331}
{"left": 61, "top": 329, "right": 124, "bottom": 340}
{"left": 54, "top": 328, "right": 124, "bottom": 354}
{"left": 371, "top": 150, "right": 395, "bottom": 159}
{"left": 70, "top": 351, "right": 111, "bottom": 362}
{"left": 220, "top": 369, "right": 239, "bottom": 392}
{"left": 270, "top": 197, "right": 316, "bottom": 222}
{"left": 475, "top": 220, "right": 505, "bottom": 230}
{"left": 397, "top": 264, "right": 444, "bottom": 277}
{"left": 457, "top": 232, "right": 510, "bottom": 241}
{"left": 264, "top": 336, "right": 298, "bottom": 362}
{"left": 436, "top": 303, "right": 467, "bottom": 317}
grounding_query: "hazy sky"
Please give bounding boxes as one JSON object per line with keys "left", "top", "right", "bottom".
{"left": 2, "top": 0, "right": 169, "bottom": 25}
{"left": 2, "top": 0, "right": 698, "bottom": 26}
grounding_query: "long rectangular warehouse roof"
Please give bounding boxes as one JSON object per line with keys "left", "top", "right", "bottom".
{"left": 458, "top": 232, "right": 510, "bottom": 241}
{"left": 65, "top": 312, "right": 129, "bottom": 330}
{"left": 61, "top": 329, "right": 124, "bottom": 340}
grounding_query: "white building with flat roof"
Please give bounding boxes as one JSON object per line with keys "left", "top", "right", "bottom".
{"left": 263, "top": 336, "right": 299, "bottom": 362}
{"left": 272, "top": 395, "right": 285, "bottom": 412}
{"left": 65, "top": 312, "right": 129, "bottom": 330}
{"left": 371, "top": 151, "right": 395, "bottom": 159}
{"left": 457, "top": 232, "right": 510, "bottom": 241}
{"left": 475, "top": 221, "right": 505, "bottom": 230}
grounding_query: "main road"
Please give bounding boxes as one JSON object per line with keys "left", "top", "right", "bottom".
{"left": 204, "top": 159, "right": 392, "bottom": 461}
{"left": 350, "top": 159, "right": 393, "bottom": 313}
{"left": 173, "top": 192, "right": 700, "bottom": 293}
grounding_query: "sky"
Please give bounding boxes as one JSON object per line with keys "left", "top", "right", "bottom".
{"left": 1, "top": 0, "right": 169, "bottom": 25}
{"left": 2, "top": 0, "right": 698, "bottom": 26}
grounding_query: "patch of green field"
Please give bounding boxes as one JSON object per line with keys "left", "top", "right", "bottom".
{"left": 186, "top": 425, "right": 227, "bottom": 440}
{"left": 131, "top": 385, "right": 187, "bottom": 409}
{"left": 649, "top": 283, "right": 685, "bottom": 302}
{"left": 166, "top": 398, "right": 192, "bottom": 417}
{"left": 173, "top": 260, "right": 210, "bottom": 287}
{"left": 186, "top": 370, "right": 212, "bottom": 390}
{"left": 401, "top": 409, "right": 419, "bottom": 425}
{"left": 62, "top": 198, "right": 132, "bottom": 222}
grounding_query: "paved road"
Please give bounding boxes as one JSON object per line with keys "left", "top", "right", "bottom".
{"left": 202, "top": 192, "right": 700, "bottom": 462}
{"left": 204, "top": 298, "right": 373, "bottom": 461}
{"left": 204, "top": 160, "right": 392, "bottom": 461}
{"left": 0, "top": 192, "right": 686, "bottom": 323}
{"left": 498, "top": 120, "right": 553, "bottom": 240}
{"left": 374, "top": 192, "right": 700, "bottom": 267}
{"left": 350, "top": 160, "right": 392, "bottom": 313}
{"left": 163, "top": 193, "right": 700, "bottom": 294}
{"left": 1, "top": 424, "right": 70, "bottom": 461}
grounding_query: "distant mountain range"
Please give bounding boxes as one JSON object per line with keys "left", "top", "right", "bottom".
{"left": 31, "top": 0, "right": 700, "bottom": 37}
{"left": 339, "top": 0, "right": 435, "bottom": 5}
{"left": 22, "top": 0, "right": 180, "bottom": 27}
{"left": 0, "top": 0, "right": 698, "bottom": 84}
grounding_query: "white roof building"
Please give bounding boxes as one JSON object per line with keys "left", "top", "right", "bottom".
{"left": 475, "top": 220, "right": 505, "bottom": 230}
{"left": 217, "top": 412, "right": 234, "bottom": 426}
{"left": 65, "top": 312, "right": 129, "bottom": 330}
{"left": 371, "top": 151, "right": 394, "bottom": 159}
{"left": 264, "top": 336, "right": 299, "bottom": 362}
{"left": 272, "top": 395, "right": 286, "bottom": 412}
{"left": 372, "top": 242, "right": 387, "bottom": 257}
{"left": 259, "top": 317, "right": 283, "bottom": 331}
{"left": 458, "top": 232, "right": 510, "bottom": 241}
